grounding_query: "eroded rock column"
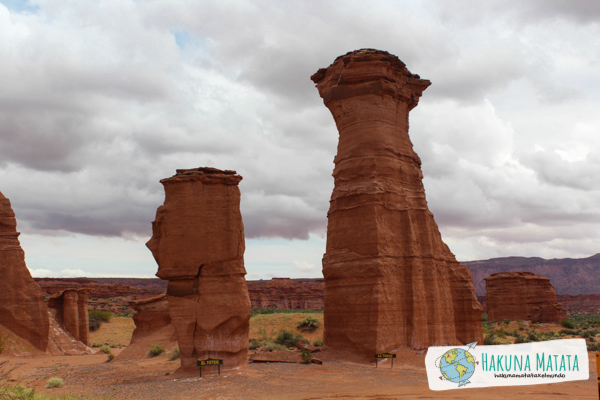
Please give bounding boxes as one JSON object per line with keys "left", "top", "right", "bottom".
{"left": 147, "top": 167, "right": 250, "bottom": 372}
{"left": 0, "top": 190, "right": 49, "bottom": 351}
{"left": 47, "top": 288, "right": 90, "bottom": 345}
{"left": 312, "top": 49, "right": 483, "bottom": 359}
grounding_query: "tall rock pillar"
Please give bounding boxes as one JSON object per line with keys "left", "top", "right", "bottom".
{"left": 311, "top": 49, "right": 482, "bottom": 358}
{"left": 0, "top": 190, "right": 49, "bottom": 351}
{"left": 147, "top": 167, "right": 251, "bottom": 373}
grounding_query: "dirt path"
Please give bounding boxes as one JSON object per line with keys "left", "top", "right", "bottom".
{"left": 2, "top": 350, "right": 597, "bottom": 400}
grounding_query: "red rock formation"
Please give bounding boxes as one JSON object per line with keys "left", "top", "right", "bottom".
{"left": 47, "top": 288, "right": 90, "bottom": 345}
{"left": 311, "top": 49, "right": 483, "bottom": 358}
{"left": 557, "top": 294, "right": 600, "bottom": 314}
{"left": 485, "top": 272, "right": 567, "bottom": 323}
{"left": 0, "top": 191, "right": 49, "bottom": 351}
{"left": 466, "top": 254, "right": 600, "bottom": 296}
{"left": 118, "top": 294, "right": 177, "bottom": 360}
{"left": 248, "top": 278, "right": 324, "bottom": 310}
{"left": 147, "top": 167, "right": 251, "bottom": 373}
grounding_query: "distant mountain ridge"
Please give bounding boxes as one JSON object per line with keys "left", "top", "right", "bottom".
{"left": 463, "top": 253, "right": 600, "bottom": 296}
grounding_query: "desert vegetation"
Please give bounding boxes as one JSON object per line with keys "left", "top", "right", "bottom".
{"left": 482, "top": 312, "right": 600, "bottom": 350}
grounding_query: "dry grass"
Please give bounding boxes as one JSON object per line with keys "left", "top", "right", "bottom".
{"left": 249, "top": 313, "right": 324, "bottom": 344}
{"left": 89, "top": 317, "right": 135, "bottom": 347}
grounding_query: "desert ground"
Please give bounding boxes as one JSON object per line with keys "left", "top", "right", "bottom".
{"left": 1, "top": 314, "right": 598, "bottom": 400}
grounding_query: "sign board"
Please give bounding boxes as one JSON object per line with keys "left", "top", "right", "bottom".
{"left": 374, "top": 353, "right": 396, "bottom": 368}
{"left": 375, "top": 353, "right": 396, "bottom": 359}
{"left": 197, "top": 358, "right": 223, "bottom": 367}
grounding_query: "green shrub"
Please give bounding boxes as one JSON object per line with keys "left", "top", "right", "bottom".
{"left": 313, "top": 338, "right": 323, "bottom": 347}
{"left": 484, "top": 333, "right": 499, "bottom": 345}
{"left": 481, "top": 314, "right": 488, "bottom": 322}
{"left": 275, "top": 330, "right": 303, "bottom": 348}
{"left": 46, "top": 377, "right": 64, "bottom": 388}
{"left": 301, "top": 349, "right": 312, "bottom": 364}
{"left": 503, "top": 319, "right": 511, "bottom": 325}
{"left": 561, "top": 320, "right": 576, "bottom": 329}
{"left": 265, "top": 342, "right": 287, "bottom": 351}
{"left": 297, "top": 316, "right": 320, "bottom": 331}
{"left": 88, "top": 317, "right": 101, "bottom": 332}
{"left": 89, "top": 310, "right": 112, "bottom": 323}
{"left": 527, "top": 331, "right": 540, "bottom": 342}
{"left": 249, "top": 339, "right": 261, "bottom": 350}
{"left": 559, "top": 329, "right": 577, "bottom": 336}
{"left": 168, "top": 346, "right": 180, "bottom": 360}
{"left": 106, "top": 354, "right": 115, "bottom": 362}
{"left": 148, "top": 344, "right": 165, "bottom": 358}
{"left": 514, "top": 334, "right": 529, "bottom": 344}
{"left": 99, "top": 345, "right": 111, "bottom": 354}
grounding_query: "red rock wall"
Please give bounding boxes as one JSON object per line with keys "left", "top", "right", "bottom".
{"left": 312, "top": 49, "right": 483, "bottom": 359}
{"left": 485, "top": 272, "right": 567, "bottom": 323}
{"left": 147, "top": 168, "right": 251, "bottom": 373}
{"left": 118, "top": 294, "right": 177, "bottom": 360}
{"left": 47, "top": 288, "right": 90, "bottom": 346}
{"left": 0, "top": 191, "right": 49, "bottom": 351}
{"left": 248, "top": 278, "right": 324, "bottom": 310}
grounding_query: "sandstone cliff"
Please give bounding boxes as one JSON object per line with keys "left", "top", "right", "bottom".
{"left": 118, "top": 294, "right": 177, "bottom": 360}
{"left": 0, "top": 190, "right": 49, "bottom": 351}
{"left": 248, "top": 278, "right": 324, "bottom": 310}
{"left": 312, "top": 49, "right": 483, "bottom": 359}
{"left": 485, "top": 272, "right": 567, "bottom": 323}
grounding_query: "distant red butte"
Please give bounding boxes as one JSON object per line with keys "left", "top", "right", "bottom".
{"left": 247, "top": 278, "right": 324, "bottom": 310}
{"left": 34, "top": 278, "right": 164, "bottom": 299}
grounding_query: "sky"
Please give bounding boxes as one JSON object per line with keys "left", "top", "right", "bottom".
{"left": 0, "top": 0, "right": 599, "bottom": 280}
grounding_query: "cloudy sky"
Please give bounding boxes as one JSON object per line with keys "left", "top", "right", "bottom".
{"left": 1, "top": 0, "right": 599, "bottom": 280}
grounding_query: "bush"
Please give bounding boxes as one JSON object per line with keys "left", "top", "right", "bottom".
{"left": 168, "top": 346, "right": 180, "bottom": 360}
{"left": 46, "top": 377, "right": 64, "bottom": 388}
{"left": 301, "top": 349, "right": 312, "bottom": 364}
{"left": 89, "top": 310, "right": 112, "bottom": 323}
{"left": 503, "top": 319, "right": 511, "bottom": 325}
{"left": 99, "top": 345, "right": 111, "bottom": 354}
{"left": 297, "top": 316, "right": 320, "bottom": 331}
{"left": 313, "top": 338, "right": 323, "bottom": 347}
{"left": 88, "top": 317, "right": 101, "bottom": 332}
{"left": 484, "top": 333, "right": 500, "bottom": 345}
{"left": 249, "top": 339, "right": 261, "bottom": 350}
{"left": 265, "top": 342, "right": 287, "bottom": 351}
{"left": 527, "top": 331, "right": 540, "bottom": 342}
{"left": 561, "top": 320, "right": 576, "bottom": 329}
{"left": 106, "top": 354, "right": 115, "bottom": 362}
{"left": 275, "top": 330, "right": 303, "bottom": 348}
{"left": 148, "top": 344, "right": 165, "bottom": 358}
{"left": 514, "top": 334, "right": 529, "bottom": 344}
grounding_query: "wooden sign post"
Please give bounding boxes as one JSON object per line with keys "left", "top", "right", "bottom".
{"left": 374, "top": 353, "right": 396, "bottom": 368}
{"left": 197, "top": 358, "right": 223, "bottom": 378}
{"left": 596, "top": 352, "right": 600, "bottom": 399}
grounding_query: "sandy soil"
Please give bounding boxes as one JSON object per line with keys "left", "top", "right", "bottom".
{"left": 1, "top": 348, "right": 597, "bottom": 400}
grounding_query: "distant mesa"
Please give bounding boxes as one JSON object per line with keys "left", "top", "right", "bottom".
{"left": 485, "top": 272, "right": 567, "bottom": 323}
{"left": 465, "top": 253, "right": 600, "bottom": 296}
{"left": 312, "top": 49, "right": 483, "bottom": 360}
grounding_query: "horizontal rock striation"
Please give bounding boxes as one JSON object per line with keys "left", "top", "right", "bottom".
{"left": 485, "top": 272, "right": 567, "bottom": 323}
{"left": 248, "top": 278, "right": 324, "bottom": 310}
{"left": 0, "top": 191, "right": 49, "bottom": 351}
{"left": 312, "top": 49, "right": 483, "bottom": 359}
{"left": 147, "top": 167, "right": 251, "bottom": 373}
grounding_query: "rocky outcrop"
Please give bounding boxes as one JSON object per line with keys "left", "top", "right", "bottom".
{"left": 47, "top": 288, "right": 90, "bottom": 345}
{"left": 118, "top": 294, "right": 177, "bottom": 360}
{"left": 465, "top": 254, "right": 600, "bottom": 296}
{"left": 248, "top": 278, "right": 324, "bottom": 310}
{"left": 312, "top": 49, "right": 483, "bottom": 359}
{"left": 0, "top": 191, "right": 49, "bottom": 351}
{"left": 485, "top": 272, "right": 567, "bottom": 323}
{"left": 147, "top": 167, "right": 251, "bottom": 373}
{"left": 35, "top": 278, "right": 160, "bottom": 298}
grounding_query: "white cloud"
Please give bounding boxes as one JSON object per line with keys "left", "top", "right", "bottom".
{"left": 1, "top": 0, "right": 599, "bottom": 278}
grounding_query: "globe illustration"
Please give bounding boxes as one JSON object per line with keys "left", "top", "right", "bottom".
{"left": 439, "top": 348, "right": 476, "bottom": 384}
